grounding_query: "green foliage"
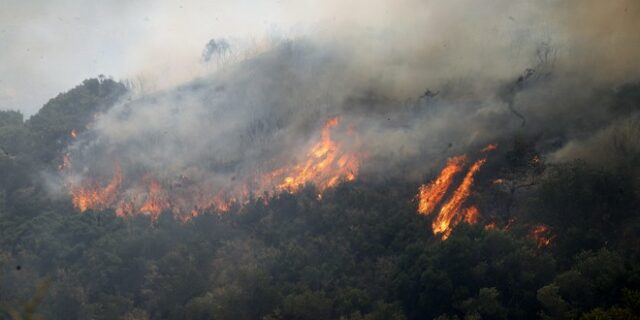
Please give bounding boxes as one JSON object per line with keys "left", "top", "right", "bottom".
{"left": 0, "top": 78, "right": 639, "bottom": 319}
{"left": 535, "top": 162, "right": 636, "bottom": 230}
{"left": 579, "top": 288, "right": 640, "bottom": 320}
{"left": 537, "top": 249, "right": 638, "bottom": 318}
{"left": 393, "top": 225, "right": 555, "bottom": 319}
{"left": 580, "top": 307, "right": 635, "bottom": 320}
{"left": 26, "top": 78, "right": 126, "bottom": 163}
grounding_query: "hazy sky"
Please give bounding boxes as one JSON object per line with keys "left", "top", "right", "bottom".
{"left": 0, "top": 0, "right": 360, "bottom": 116}
{"left": 2, "top": 0, "right": 638, "bottom": 116}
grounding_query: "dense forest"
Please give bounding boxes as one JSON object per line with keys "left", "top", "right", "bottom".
{"left": 0, "top": 76, "right": 639, "bottom": 320}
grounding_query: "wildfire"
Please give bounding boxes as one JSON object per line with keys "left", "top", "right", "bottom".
{"left": 481, "top": 143, "right": 497, "bottom": 153}
{"left": 68, "top": 162, "right": 123, "bottom": 212}
{"left": 484, "top": 222, "right": 497, "bottom": 230}
{"left": 65, "top": 117, "right": 360, "bottom": 220}
{"left": 417, "top": 156, "right": 466, "bottom": 215}
{"left": 462, "top": 206, "right": 479, "bottom": 224}
{"left": 416, "top": 144, "right": 496, "bottom": 240}
{"left": 432, "top": 158, "right": 487, "bottom": 239}
{"left": 530, "top": 224, "right": 554, "bottom": 247}
{"left": 262, "top": 116, "right": 359, "bottom": 194}
{"left": 138, "top": 178, "right": 170, "bottom": 219}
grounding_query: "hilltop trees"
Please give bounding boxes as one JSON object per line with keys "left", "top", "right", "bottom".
{"left": 0, "top": 78, "right": 639, "bottom": 319}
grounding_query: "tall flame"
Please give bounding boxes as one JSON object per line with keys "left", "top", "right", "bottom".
{"left": 263, "top": 117, "right": 359, "bottom": 194}
{"left": 432, "top": 158, "right": 487, "bottom": 239}
{"left": 417, "top": 156, "right": 466, "bottom": 215}
{"left": 416, "top": 144, "right": 496, "bottom": 240}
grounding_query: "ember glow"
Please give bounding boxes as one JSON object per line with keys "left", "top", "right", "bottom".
{"left": 484, "top": 222, "right": 497, "bottom": 230}
{"left": 530, "top": 224, "right": 554, "bottom": 247}
{"left": 481, "top": 143, "right": 497, "bottom": 153}
{"left": 64, "top": 117, "right": 360, "bottom": 219}
{"left": 462, "top": 206, "right": 479, "bottom": 224}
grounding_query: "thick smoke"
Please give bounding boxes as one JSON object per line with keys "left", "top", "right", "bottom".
{"left": 61, "top": 0, "right": 640, "bottom": 214}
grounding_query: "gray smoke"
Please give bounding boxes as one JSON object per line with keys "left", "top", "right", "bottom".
{"left": 61, "top": 0, "right": 640, "bottom": 209}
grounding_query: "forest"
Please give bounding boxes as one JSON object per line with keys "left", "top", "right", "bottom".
{"left": 0, "top": 76, "right": 639, "bottom": 319}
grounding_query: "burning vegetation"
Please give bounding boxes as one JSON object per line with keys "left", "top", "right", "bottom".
{"left": 64, "top": 110, "right": 497, "bottom": 242}
{"left": 259, "top": 117, "right": 359, "bottom": 194}
{"left": 2, "top": 1, "right": 639, "bottom": 318}
{"left": 530, "top": 224, "right": 555, "bottom": 247}
{"left": 63, "top": 116, "right": 360, "bottom": 220}
{"left": 417, "top": 155, "right": 466, "bottom": 216}
{"left": 417, "top": 146, "right": 495, "bottom": 239}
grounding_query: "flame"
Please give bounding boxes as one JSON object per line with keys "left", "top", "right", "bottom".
{"left": 530, "top": 224, "right": 554, "bottom": 247}
{"left": 432, "top": 158, "right": 487, "bottom": 239}
{"left": 484, "top": 217, "right": 517, "bottom": 231}
{"left": 484, "top": 222, "right": 497, "bottom": 230}
{"left": 138, "top": 178, "right": 170, "bottom": 219}
{"left": 481, "top": 143, "right": 497, "bottom": 153}
{"left": 415, "top": 144, "right": 496, "bottom": 240}
{"left": 115, "top": 199, "right": 135, "bottom": 218}
{"left": 262, "top": 116, "right": 359, "bottom": 193}
{"left": 417, "top": 156, "right": 465, "bottom": 215}
{"left": 69, "top": 162, "right": 122, "bottom": 212}
{"left": 66, "top": 116, "right": 360, "bottom": 220}
{"left": 462, "top": 206, "right": 479, "bottom": 224}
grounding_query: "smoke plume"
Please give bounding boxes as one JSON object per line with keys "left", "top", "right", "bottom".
{"left": 59, "top": 0, "right": 640, "bottom": 218}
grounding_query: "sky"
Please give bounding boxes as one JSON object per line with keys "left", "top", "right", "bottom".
{"left": 0, "top": 0, "right": 342, "bottom": 115}
{"left": 1, "top": 0, "right": 638, "bottom": 116}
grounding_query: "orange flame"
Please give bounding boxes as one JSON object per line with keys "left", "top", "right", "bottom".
{"left": 432, "top": 158, "right": 487, "bottom": 239}
{"left": 115, "top": 199, "right": 135, "bottom": 218}
{"left": 417, "top": 156, "right": 465, "bottom": 215}
{"left": 481, "top": 143, "right": 497, "bottom": 153}
{"left": 262, "top": 116, "right": 359, "bottom": 193}
{"left": 462, "top": 206, "right": 479, "bottom": 224}
{"left": 69, "top": 162, "right": 122, "bottom": 212}
{"left": 530, "top": 224, "right": 554, "bottom": 247}
{"left": 415, "top": 144, "right": 496, "bottom": 239}
{"left": 67, "top": 116, "right": 360, "bottom": 220}
{"left": 138, "top": 178, "right": 170, "bottom": 219}
{"left": 484, "top": 222, "right": 497, "bottom": 230}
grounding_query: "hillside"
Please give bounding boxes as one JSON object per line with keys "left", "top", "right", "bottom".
{"left": 0, "top": 72, "right": 639, "bottom": 319}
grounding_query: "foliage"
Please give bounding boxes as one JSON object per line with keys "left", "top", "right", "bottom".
{"left": 0, "top": 78, "right": 639, "bottom": 319}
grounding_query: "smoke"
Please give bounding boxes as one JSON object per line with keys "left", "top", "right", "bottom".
{"left": 58, "top": 0, "right": 640, "bottom": 215}
{"left": 551, "top": 114, "right": 640, "bottom": 170}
